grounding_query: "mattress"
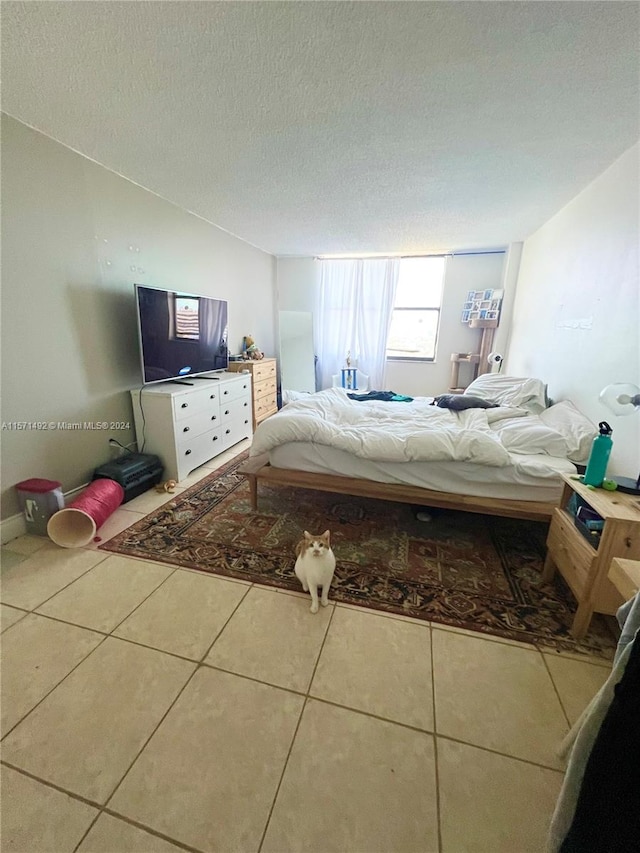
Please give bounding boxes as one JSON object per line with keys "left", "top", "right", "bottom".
{"left": 268, "top": 442, "right": 577, "bottom": 503}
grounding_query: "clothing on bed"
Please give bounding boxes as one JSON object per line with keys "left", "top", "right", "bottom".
{"left": 432, "top": 394, "right": 498, "bottom": 410}
{"left": 347, "top": 390, "right": 414, "bottom": 402}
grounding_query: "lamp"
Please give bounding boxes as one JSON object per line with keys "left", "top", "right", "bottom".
{"left": 599, "top": 382, "right": 640, "bottom": 494}
{"left": 487, "top": 352, "right": 503, "bottom": 373}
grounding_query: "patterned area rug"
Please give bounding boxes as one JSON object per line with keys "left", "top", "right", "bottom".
{"left": 101, "top": 453, "right": 617, "bottom": 658}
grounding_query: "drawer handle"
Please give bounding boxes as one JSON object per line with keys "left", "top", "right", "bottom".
{"left": 210, "top": 394, "right": 216, "bottom": 400}
{"left": 211, "top": 415, "right": 217, "bottom": 421}
{"left": 183, "top": 426, "right": 190, "bottom": 433}
{"left": 224, "top": 409, "right": 230, "bottom": 415}
{"left": 213, "top": 435, "right": 218, "bottom": 442}
{"left": 181, "top": 403, "right": 188, "bottom": 409}
{"left": 244, "top": 402, "right": 248, "bottom": 407}
{"left": 243, "top": 384, "right": 247, "bottom": 390}
{"left": 244, "top": 419, "right": 249, "bottom": 424}
{"left": 224, "top": 390, "right": 229, "bottom": 395}
{"left": 185, "top": 449, "right": 191, "bottom": 456}
{"left": 225, "top": 428, "right": 231, "bottom": 435}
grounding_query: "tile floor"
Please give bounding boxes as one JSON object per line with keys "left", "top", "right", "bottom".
{"left": 1, "top": 441, "right": 613, "bottom": 853}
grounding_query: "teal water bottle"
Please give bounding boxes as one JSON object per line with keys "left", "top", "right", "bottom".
{"left": 583, "top": 421, "right": 613, "bottom": 487}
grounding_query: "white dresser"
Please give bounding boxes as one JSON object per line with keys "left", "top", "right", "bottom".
{"left": 130, "top": 372, "right": 252, "bottom": 482}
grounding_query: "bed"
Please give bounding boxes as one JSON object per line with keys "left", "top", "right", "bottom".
{"left": 241, "top": 375, "right": 597, "bottom": 522}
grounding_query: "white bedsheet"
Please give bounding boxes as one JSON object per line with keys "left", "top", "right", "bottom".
{"left": 251, "top": 387, "right": 535, "bottom": 467}
{"left": 268, "top": 443, "right": 576, "bottom": 502}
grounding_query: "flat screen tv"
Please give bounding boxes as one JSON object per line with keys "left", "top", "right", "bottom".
{"left": 135, "top": 284, "right": 229, "bottom": 384}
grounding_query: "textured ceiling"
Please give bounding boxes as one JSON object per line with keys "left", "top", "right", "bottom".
{"left": 2, "top": 1, "right": 639, "bottom": 256}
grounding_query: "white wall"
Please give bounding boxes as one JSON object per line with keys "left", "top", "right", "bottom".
{"left": 1, "top": 115, "right": 276, "bottom": 519}
{"left": 507, "top": 142, "right": 640, "bottom": 479}
{"left": 277, "top": 252, "right": 510, "bottom": 397}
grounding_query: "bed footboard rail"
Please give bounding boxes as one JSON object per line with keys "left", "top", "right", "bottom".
{"left": 238, "top": 456, "right": 554, "bottom": 522}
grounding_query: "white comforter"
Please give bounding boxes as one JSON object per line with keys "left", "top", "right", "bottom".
{"left": 250, "top": 388, "right": 544, "bottom": 467}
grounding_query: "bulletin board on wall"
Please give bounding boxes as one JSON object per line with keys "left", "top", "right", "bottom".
{"left": 461, "top": 289, "right": 504, "bottom": 324}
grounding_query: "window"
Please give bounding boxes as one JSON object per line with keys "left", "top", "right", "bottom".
{"left": 174, "top": 296, "right": 200, "bottom": 340}
{"left": 386, "top": 256, "right": 446, "bottom": 361}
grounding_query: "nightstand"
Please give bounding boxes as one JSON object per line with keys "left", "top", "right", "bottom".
{"left": 542, "top": 472, "right": 640, "bottom": 638}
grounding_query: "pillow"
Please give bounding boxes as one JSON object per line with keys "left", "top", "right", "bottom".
{"left": 539, "top": 400, "right": 597, "bottom": 463}
{"left": 494, "top": 418, "right": 571, "bottom": 457}
{"left": 464, "top": 375, "right": 548, "bottom": 414}
{"left": 432, "top": 394, "right": 498, "bottom": 411}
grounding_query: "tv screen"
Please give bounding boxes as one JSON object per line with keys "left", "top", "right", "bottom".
{"left": 135, "top": 285, "right": 229, "bottom": 384}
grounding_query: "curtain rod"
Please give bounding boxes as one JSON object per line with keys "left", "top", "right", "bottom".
{"left": 314, "top": 250, "right": 506, "bottom": 260}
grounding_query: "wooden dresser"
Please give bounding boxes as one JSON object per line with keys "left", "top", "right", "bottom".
{"left": 227, "top": 358, "right": 278, "bottom": 430}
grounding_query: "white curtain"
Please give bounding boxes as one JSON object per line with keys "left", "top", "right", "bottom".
{"left": 315, "top": 258, "right": 400, "bottom": 391}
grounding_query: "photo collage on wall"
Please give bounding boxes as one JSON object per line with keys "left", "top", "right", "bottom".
{"left": 461, "top": 289, "right": 504, "bottom": 323}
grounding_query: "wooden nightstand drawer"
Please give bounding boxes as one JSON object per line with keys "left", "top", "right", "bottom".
{"left": 546, "top": 509, "right": 595, "bottom": 598}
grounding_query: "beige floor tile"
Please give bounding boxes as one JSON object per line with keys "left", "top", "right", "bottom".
{"left": 109, "top": 667, "right": 303, "bottom": 853}
{"left": 336, "top": 600, "right": 432, "bottom": 628}
{"left": 115, "top": 569, "right": 248, "bottom": 659}
{"left": 262, "top": 699, "right": 438, "bottom": 853}
{"left": 3, "top": 533, "right": 49, "bottom": 555}
{"left": 124, "top": 488, "right": 183, "bottom": 515}
{"left": 438, "top": 738, "right": 562, "bottom": 853}
{"left": 0, "top": 544, "right": 108, "bottom": 610}
{"left": 1, "top": 603, "right": 27, "bottom": 632}
{"left": 206, "top": 586, "right": 332, "bottom": 691}
{"left": 77, "top": 813, "right": 183, "bottom": 852}
{"left": 84, "top": 508, "right": 145, "bottom": 549}
{"left": 2, "top": 637, "right": 195, "bottom": 803}
{"left": 433, "top": 621, "right": 537, "bottom": 650}
{"left": 1, "top": 547, "right": 28, "bottom": 571}
{"left": 539, "top": 646, "right": 614, "bottom": 668}
{"left": 432, "top": 628, "right": 568, "bottom": 768}
{"left": 1, "top": 613, "right": 104, "bottom": 734}
{"left": 310, "top": 606, "right": 433, "bottom": 730}
{"left": 544, "top": 653, "right": 611, "bottom": 725}
{"left": 36, "top": 554, "right": 174, "bottom": 633}
{"left": 1, "top": 765, "right": 98, "bottom": 853}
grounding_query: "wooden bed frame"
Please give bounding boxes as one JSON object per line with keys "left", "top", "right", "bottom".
{"left": 239, "top": 454, "right": 556, "bottom": 522}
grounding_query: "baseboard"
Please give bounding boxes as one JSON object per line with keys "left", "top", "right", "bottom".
{"left": 1, "top": 482, "right": 89, "bottom": 545}
{"left": 1, "top": 512, "right": 28, "bottom": 545}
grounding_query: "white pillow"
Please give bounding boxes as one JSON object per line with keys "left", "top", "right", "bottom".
{"left": 494, "top": 417, "right": 571, "bottom": 458}
{"left": 464, "top": 375, "right": 548, "bottom": 414}
{"left": 539, "top": 400, "right": 597, "bottom": 463}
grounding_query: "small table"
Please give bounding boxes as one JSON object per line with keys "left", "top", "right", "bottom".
{"left": 542, "top": 473, "right": 640, "bottom": 638}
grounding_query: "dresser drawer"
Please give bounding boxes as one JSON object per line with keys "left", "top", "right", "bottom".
{"left": 172, "top": 387, "right": 219, "bottom": 421}
{"left": 219, "top": 415, "right": 252, "bottom": 449}
{"left": 178, "top": 427, "right": 225, "bottom": 469}
{"left": 175, "top": 409, "right": 220, "bottom": 444}
{"left": 220, "top": 396, "right": 251, "bottom": 423}
{"left": 220, "top": 379, "right": 251, "bottom": 403}
{"left": 252, "top": 360, "right": 277, "bottom": 383}
{"left": 254, "top": 399, "right": 278, "bottom": 424}
{"left": 254, "top": 376, "right": 277, "bottom": 402}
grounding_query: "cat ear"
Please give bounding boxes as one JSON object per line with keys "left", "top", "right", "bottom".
{"left": 304, "top": 531, "right": 311, "bottom": 539}
{"left": 322, "top": 530, "right": 330, "bottom": 541}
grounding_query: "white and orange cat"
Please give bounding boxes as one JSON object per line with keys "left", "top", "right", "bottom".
{"left": 294, "top": 530, "right": 336, "bottom": 613}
